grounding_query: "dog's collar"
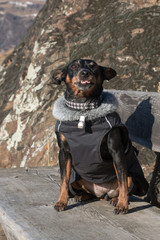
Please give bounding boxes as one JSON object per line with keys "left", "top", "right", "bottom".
{"left": 64, "top": 95, "right": 103, "bottom": 111}
{"left": 53, "top": 90, "right": 118, "bottom": 122}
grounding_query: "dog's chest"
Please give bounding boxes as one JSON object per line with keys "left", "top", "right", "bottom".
{"left": 56, "top": 117, "right": 118, "bottom": 183}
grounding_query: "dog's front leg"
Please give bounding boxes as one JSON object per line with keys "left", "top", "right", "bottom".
{"left": 107, "top": 128, "right": 128, "bottom": 214}
{"left": 54, "top": 133, "right": 72, "bottom": 211}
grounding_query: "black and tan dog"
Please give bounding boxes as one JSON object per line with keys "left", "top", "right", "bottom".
{"left": 52, "top": 59, "right": 148, "bottom": 214}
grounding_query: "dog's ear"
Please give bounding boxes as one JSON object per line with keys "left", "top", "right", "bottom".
{"left": 100, "top": 66, "right": 117, "bottom": 81}
{"left": 52, "top": 67, "right": 67, "bottom": 85}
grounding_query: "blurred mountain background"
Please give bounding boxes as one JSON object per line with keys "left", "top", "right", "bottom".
{"left": 0, "top": 0, "right": 46, "bottom": 63}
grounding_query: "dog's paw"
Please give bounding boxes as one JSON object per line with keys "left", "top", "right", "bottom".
{"left": 110, "top": 197, "right": 118, "bottom": 207}
{"left": 74, "top": 193, "right": 95, "bottom": 202}
{"left": 74, "top": 194, "right": 84, "bottom": 202}
{"left": 104, "top": 194, "right": 110, "bottom": 201}
{"left": 54, "top": 201, "right": 67, "bottom": 212}
{"left": 113, "top": 201, "right": 128, "bottom": 215}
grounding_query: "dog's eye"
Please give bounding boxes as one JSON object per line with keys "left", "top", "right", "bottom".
{"left": 88, "top": 62, "right": 97, "bottom": 69}
{"left": 70, "top": 64, "right": 79, "bottom": 70}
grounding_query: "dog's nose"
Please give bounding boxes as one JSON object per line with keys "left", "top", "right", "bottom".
{"left": 80, "top": 70, "right": 90, "bottom": 78}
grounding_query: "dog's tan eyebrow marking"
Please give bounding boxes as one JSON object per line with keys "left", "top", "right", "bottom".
{"left": 66, "top": 74, "right": 71, "bottom": 83}
{"left": 89, "top": 61, "right": 95, "bottom": 65}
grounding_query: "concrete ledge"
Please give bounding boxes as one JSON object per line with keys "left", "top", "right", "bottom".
{"left": 0, "top": 167, "right": 160, "bottom": 240}
{"left": 0, "top": 224, "right": 7, "bottom": 240}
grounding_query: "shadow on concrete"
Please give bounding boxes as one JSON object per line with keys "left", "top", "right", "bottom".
{"left": 128, "top": 204, "right": 153, "bottom": 214}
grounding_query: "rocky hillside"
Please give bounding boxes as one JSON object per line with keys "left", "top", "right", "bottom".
{"left": 0, "top": 0, "right": 160, "bottom": 170}
{"left": 0, "top": 0, "right": 45, "bottom": 51}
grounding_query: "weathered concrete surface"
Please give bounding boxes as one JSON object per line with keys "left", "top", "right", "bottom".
{"left": 0, "top": 167, "right": 160, "bottom": 240}
{"left": 0, "top": 225, "right": 7, "bottom": 240}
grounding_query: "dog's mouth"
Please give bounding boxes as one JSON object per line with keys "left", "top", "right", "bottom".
{"left": 80, "top": 80, "right": 92, "bottom": 85}
{"left": 75, "top": 70, "right": 95, "bottom": 90}
{"left": 77, "top": 79, "right": 94, "bottom": 90}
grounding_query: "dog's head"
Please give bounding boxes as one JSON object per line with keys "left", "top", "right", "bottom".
{"left": 52, "top": 59, "right": 116, "bottom": 99}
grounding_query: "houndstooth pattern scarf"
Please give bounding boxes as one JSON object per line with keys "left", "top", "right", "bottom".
{"left": 65, "top": 95, "right": 103, "bottom": 110}
{"left": 52, "top": 90, "right": 118, "bottom": 122}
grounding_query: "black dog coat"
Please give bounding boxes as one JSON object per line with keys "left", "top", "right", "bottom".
{"left": 53, "top": 91, "right": 148, "bottom": 196}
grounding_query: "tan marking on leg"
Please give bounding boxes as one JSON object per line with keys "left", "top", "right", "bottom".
{"left": 113, "top": 162, "right": 128, "bottom": 214}
{"left": 54, "top": 159, "right": 71, "bottom": 211}
{"left": 72, "top": 179, "right": 92, "bottom": 194}
{"left": 72, "top": 179, "right": 95, "bottom": 202}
